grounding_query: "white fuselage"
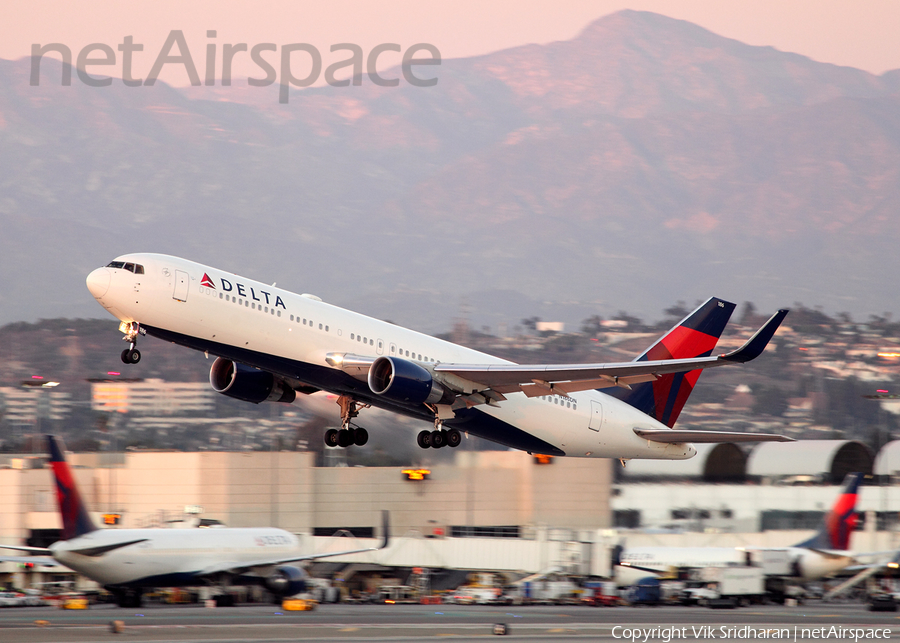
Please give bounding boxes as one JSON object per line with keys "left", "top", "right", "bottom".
{"left": 50, "top": 527, "right": 299, "bottom": 587}
{"left": 615, "top": 546, "right": 853, "bottom": 585}
{"left": 87, "top": 253, "right": 696, "bottom": 460}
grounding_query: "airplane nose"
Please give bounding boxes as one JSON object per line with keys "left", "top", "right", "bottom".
{"left": 86, "top": 268, "right": 111, "bottom": 299}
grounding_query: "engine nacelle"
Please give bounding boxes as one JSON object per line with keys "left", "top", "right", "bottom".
{"left": 367, "top": 356, "right": 454, "bottom": 405}
{"left": 264, "top": 565, "right": 307, "bottom": 597}
{"left": 791, "top": 551, "right": 850, "bottom": 581}
{"left": 209, "top": 358, "right": 296, "bottom": 404}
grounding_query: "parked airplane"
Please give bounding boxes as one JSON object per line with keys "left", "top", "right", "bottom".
{"left": 86, "top": 254, "right": 791, "bottom": 459}
{"left": 613, "top": 473, "right": 880, "bottom": 585}
{"left": 0, "top": 436, "right": 389, "bottom": 607}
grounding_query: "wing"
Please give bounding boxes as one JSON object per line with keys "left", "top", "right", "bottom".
{"left": 326, "top": 309, "right": 787, "bottom": 405}
{"left": 0, "top": 544, "right": 51, "bottom": 554}
{"left": 199, "top": 511, "right": 390, "bottom": 577}
{"left": 433, "top": 309, "right": 788, "bottom": 399}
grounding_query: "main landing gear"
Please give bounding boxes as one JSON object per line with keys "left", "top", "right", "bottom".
{"left": 324, "top": 396, "right": 369, "bottom": 448}
{"left": 119, "top": 321, "right": 142, "bottom": 364}
{"left": 417, "top": 420, "right": 461, "bottom": 450}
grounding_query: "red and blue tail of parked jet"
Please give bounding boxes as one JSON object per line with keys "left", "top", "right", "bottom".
{"left": 609, "top": 297, "right": 736, "bottom": 427}
{"left": 47, "top": 435, "right": 98, "bottom": 540}
{"left": 795, "top": 472, "right": 862, "bottom": 551}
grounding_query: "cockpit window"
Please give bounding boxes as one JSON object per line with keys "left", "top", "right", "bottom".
{"left": 106, "top": 261, "right": 145, "bottom": 274}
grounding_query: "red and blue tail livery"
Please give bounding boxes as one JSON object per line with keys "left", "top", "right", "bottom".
{"left": 609, "top": 297, "right": 735, "bottom": 427}
{"left": 47, "top": 435, "right": 98, "bottom": 540}
{"left": 796, "top": 472, "right": 863, "bottom": 551}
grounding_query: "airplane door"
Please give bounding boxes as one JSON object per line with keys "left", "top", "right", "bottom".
{"left": 589, "top": 400, "right": 603, "bottom": 431}
{"left": 173, "top": 270, "right": 189, "bottom": 302}
{"left": 376, "top": 339, "right": 385, "bottom": 355}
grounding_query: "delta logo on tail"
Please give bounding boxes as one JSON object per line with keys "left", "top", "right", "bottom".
{"left": 609, "top": 299, "right": 736, "bottom": 427}
{"left": 823, "top": 473, "right": 862, "bottom": 550}
{"left": 200, "top": 273, "right": 215, "bottom": 289}
{"left": 47, "top": 436, "right": 98, "bottom": 540}
{"left": 795, "top": 472, "right": 863, "bottom": 551}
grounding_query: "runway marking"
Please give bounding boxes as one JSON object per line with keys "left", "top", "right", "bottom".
{"left": 339, "top": 627, "right": 359, "bottom": 632}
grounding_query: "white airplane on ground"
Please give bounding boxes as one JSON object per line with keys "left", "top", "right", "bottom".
{"left": 0, "top": 436, "right": 388, "bottom": 607}
{"left": 86, "top": 253, "right": 791, "bottom": 458}
{"left": 613, "top": 473, "right": 892, "bottom": 585}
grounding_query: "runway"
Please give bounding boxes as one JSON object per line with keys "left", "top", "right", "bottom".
{"left": 0, "top": 602, "right": 895, "bottom": 642}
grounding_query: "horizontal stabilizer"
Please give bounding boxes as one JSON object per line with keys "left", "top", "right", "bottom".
{"left": 634, "top": 428, "right": 794, "bottom": 443}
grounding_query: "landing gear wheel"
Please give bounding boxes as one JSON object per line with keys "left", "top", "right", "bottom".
{"left": 120, "top": 348, "right": 141, "bottom": 364}
{"left": 353, "top": 428, "right": 368, "bottom": 446}
{"left": 446, "top": 429, "right": 462, "bottom": 448}
{"left": 417, "top": 430, "right": 432, "bottom": 449}
{"left": 430, "top": 429, "right": 446, "bottom": 449}
{"left": 338, "top": 428, "right": 353, "bottom": 448}
{"left": 324, "top": 429, "right": 339, "bottom": 447}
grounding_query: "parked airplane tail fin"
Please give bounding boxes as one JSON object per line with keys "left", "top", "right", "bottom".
{"left": 607, "top": 297, "right": 736, "bottom": 427}
{"left": 46, "top": 435, "right": 98, "bottom": 540}
{"left": 794, "top": 472, "right": 862, "bottom": 551}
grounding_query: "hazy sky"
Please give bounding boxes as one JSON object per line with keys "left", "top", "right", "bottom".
{"left": 6, "top": 1, "right": 900, "bottom": 87}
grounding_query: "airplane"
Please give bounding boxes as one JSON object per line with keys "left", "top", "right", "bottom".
{"left": 612, "top": 473, "right": 892, "bottom": 585}
{"left": 85, "top": 253, "right": 792, "bottom": 459}
{"left": 0, "top": 436, "right": 389, "bottom": 607}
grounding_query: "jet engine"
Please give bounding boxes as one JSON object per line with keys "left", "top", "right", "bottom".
{"left": 264, "top": 565, "right": 307, "bottom": 597}
{"left": 789, "top": 551, "right": 848, "bottom": 581}
{"left": 367, "top": 357, "right": 455, "bottom": 405}
{"left": 209, "top": 358, "right": 296, "bottom": 404}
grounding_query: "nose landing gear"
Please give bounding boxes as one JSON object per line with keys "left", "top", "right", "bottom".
{"left": 119, "top": 321, "right": 143, "bottom": 364}
{"left": 324, "top": 396, "right": 370, "bottom": 448}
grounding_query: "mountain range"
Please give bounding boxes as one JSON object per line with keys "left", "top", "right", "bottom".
{"left": 2, "top": 10, "right": 899, "bottom": 333}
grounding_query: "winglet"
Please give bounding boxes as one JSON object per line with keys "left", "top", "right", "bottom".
{"left": 380, "top": 510, "right": 390, "bottom": 550}
{"left": 720, "top": 309, "right": 789, "bottom": 364}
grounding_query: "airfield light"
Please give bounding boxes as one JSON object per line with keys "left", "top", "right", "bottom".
{"left": 888, "top": 562, "right": 899, "bottom": 570}
{"left": 402, "top": 469, "right": 430, "bottom": 481}
{"left": 107, "top": 371, "right": 121, "bottom": 376}
{"left": 878, "top": 352, "right": 900, "bottom": 358}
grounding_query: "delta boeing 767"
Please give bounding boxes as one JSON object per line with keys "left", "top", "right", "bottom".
{"left": 86, "top": 254, "right": 791, "bottom": 459}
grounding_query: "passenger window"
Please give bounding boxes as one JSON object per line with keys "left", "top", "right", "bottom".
{"left": 351, "top": 333, "right": 355, "bottom": 340}
{"left": 252, "top": 303, "right": 256, "bottom": 309}
{"left": 290, "top": 315, "right": 294, "bottom": 321}
{"left": 325, "top": 325, "right": 328, "bottom": 331}
{"left": 219, "top": 293, "right": 223, "bottom": 299}
{"left": 277, "top": 311, "right": 281, "bottom": 317}
{"left": 318, "top": 323, "right": 323, "bottom": 329}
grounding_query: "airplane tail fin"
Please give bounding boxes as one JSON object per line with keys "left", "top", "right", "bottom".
{"left": 794, "top": 473, "right": 862, "bottom": 551}
{"left": 607, "top": 297, "right": 736, "bottom": 427}
{"left": 46, "top": 435, "right": 98, "bottom": 540}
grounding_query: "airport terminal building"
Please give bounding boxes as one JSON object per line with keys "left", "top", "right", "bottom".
{"left": 1, "top": 442, "right": 899, "bottom": 590}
